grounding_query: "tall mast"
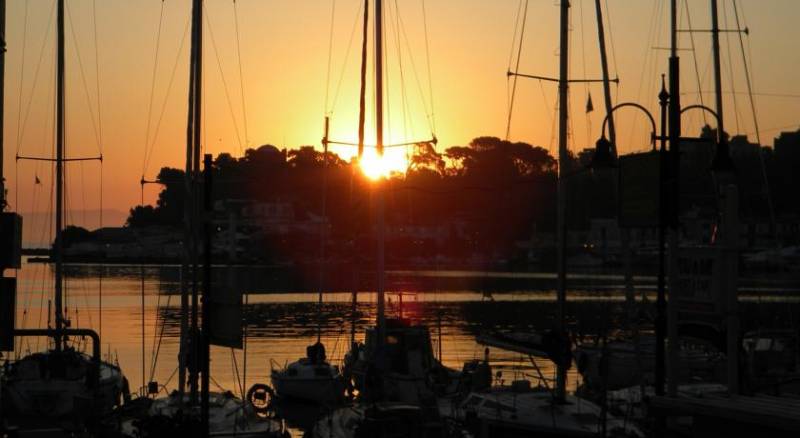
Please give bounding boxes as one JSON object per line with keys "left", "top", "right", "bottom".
{"left": 358, "top": 0, "right": 369, "bottom": 161}
{"left": 351, "top": 0, "right": 369, "bottom": 348}
{"left": 0, "top": 0, "right": 5, "bottom": 211}
{"left": 189, "top": 0, "right": 203, "bottom": 402}
{"left": 710, "top": 0, "right": 724, "bottom": 143}
{"left": 666, "top": 0, "right": 681, "bottom": 398}
{"left": 594, "top": 0, "right": 615, "bottom": 153}
{"left": 318, "top": 117, "right": 330, "bottom": 344}
{"left": 374, "top": 0, "right": 386, "bottom": 345}
{"left": 54, "top": 0, "right": 66, "bottom": 351}
{"left": 555, "top": 0, "right": 569, "bottom": 403}
{"left": 180, "top": 0, "right": 203, "bottom": 399}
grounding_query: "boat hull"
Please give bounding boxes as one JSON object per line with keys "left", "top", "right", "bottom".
{"left": 271, "top": 371, "right": 345, "bottom": 405}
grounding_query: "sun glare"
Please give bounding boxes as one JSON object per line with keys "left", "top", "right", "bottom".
{"left": 359, "top": 149, "right": 408, "bottom": 180}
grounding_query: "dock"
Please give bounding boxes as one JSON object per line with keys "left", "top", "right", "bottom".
{"left": 650, "top": 393, "right": 800, "bottom": 436}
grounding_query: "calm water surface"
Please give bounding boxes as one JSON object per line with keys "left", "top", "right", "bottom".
{"left": 8, "top": 262, "right": 799, "bottom": 410}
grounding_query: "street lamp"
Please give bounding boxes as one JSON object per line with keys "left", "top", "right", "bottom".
{"left": 680, "top": 104, "right": 735, "bottom": 190}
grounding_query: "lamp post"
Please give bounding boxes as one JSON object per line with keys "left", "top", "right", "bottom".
{"left": 596, "top": 91, "right": 729, "bottom": 399}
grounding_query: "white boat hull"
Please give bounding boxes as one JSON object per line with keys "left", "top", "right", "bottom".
{"left": 122, "top": 391, "right": 287, "bottom": 438}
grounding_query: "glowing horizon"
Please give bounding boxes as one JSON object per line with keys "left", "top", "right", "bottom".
{"left": 3, "top": 0, "right": 799, "bottom": 231}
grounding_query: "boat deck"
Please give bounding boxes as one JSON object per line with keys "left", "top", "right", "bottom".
{"left": 650, "top": 393, "right": 800, "bottom": 433}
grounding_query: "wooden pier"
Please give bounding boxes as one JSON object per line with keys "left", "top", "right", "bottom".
{"left": 650, "top": 393, "right": 800, "bottom": 437}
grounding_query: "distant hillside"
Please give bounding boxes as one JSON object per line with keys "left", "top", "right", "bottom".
{"left": 19, "top": 209, "right": 128, "bottom": 248}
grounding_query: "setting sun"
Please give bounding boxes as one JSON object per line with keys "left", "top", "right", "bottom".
{"left": 358, "top": 148, "right": 409, "bottom": 180}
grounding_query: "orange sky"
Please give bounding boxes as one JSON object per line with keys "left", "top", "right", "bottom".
{"left": 3, "top": 0, "right": 800, "bottom": 238}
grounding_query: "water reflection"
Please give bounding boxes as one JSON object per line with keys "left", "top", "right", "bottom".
{"left": 10, "top": 262, "right": 800, "bottom": 434}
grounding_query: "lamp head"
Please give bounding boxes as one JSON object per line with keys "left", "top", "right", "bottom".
{"left": 591, "top": 136, "right": 617, "bottom": 170}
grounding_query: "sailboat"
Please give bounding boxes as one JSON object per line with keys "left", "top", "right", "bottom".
{"left": 0, "top": 0, "right": 129, "bottom": 432}
{"left": 270, "top": 121, "right": 346, "bottom": 406}
{"left": 440, "top": 1, "right": 646, "bottom": 437}
{"left": 123, "top": 1, "right": 286, "bottom": 436}
{"left": 309, "top": 1, "right": 468, "bottom": 436}
{"left": 270, "top": 339, "right": 346, "bottom": 405}
{"left": 335, "top": 0, "right": 458, "bottom": 407}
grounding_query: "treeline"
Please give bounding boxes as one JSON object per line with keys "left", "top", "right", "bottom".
{"left": 127, "top": 137, "right": 560, "bottom": 261}
{"left": 125, "top": 129, "right": 800, "bottom": 257}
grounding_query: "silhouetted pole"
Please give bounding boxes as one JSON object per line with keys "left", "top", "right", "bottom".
{"left": 351, "top": 0, "right": 369, "bottom": 347}
{"left": 54, "top": 0, "right": 65, "bottom": 351}
{"left": 189, "top": 0, "right": 204, "bottom": 404}
{"left": 594, "top": 0, "right": 635, "bottom": 323}
{"left": 201, "top": 153, "right": 212, "bottom": 438}
{"left": 318, "top": 117, "right": 329, "bottom": 344}
{"left": 594, "top": 0, "right": 616, "bottom": 156}
{"left": 375, "top": 0, "right": 386, "bottom": 347}
{"left": 0, "top": 0, "right": 5, "bottom": 211}
{"left": 555, "top": 0, "right": 570, "bottom": 404}
{"left": 666, "top": 0, "right": 681, "bottom": 399}
{"left": 180, "top": 0, "right": 199, "bottom": 399}
{"left": 710, "top": 0, "right": 725, "bottom": 144}
{"left": 358, "top": 0, "right": 369, "bottom": 160}
{"left": 654, "top": 78, "right": 670, "bottom": 438}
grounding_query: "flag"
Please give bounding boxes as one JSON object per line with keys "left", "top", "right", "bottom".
{"left": 586, "top": 93, "right": 594, "bottom": 113}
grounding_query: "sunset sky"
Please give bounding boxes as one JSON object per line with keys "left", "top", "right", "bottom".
{"left": 3, "top": 0, "right": 799, "bottom": 237}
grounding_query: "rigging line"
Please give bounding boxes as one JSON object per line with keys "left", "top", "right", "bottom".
{"left": 142, "top": 1, "right": 166, "bottom": 175}
{"left": 142, "top": 15, "right": 192, "bottom": 176}
{"left": 65, "top": 3, "right": 102, "bottom": 154}
{"left": 392, "top": 0, "right": 412, "bottom": 142}
{"left": 540, "top": 79, "right": 554, "bottom": 132}
{"left": 148, "top": 290, "right": 172, "bottom": 383}
{"left": 230, "top": 348, "right": 244, "bottom": 399}
{"left": 17, "top": 2, "right": 56, "bottom": 156}
{"left": 683, "top": 0, "right": 708, "bottom": 126}
{"left": 421, "top": 0, "right": 436, "bottom": 134}
{"left": 91, "top": 0, "right": 106, "bottom": 340}
{"left": 603, "top": 0, "right": 619, "bottom": 85}
{"left": 721, "top": 1, "right": 741, "bottom": 134}
{"left": 99, "top": 165, "right": 103, "bottom": 338}
{"left": 329, "top": 0, "right": 363, "bottom": 118}
{"left": 630, "top": 0, "right": 662, "bottom": 148}
{"left": 741, "top": 122, "right": 800, "bottom": 139}
{"left": 506, "top": 0, "right": 524, "bottom": 81}
{"left": 92, "top": 0, "right": 104, "bottom": 155}
{"left": 733, "top": 0, "right": 776, "bottom": 238}
{"left": 384, "top": 0, "right": 392, "bottom": 149}
{"left": 324, "top": 0, "right": 337, "bottom": 116}
{"left": 395, "top": 6, "right": 435, "bottom": 135}
{"left": 242, "top": 292, "right": 248, "bottom": 396}
{"left": 232, "top": 0, "right": 249, "bottom": 149}
{"left": 505, "top": 0, "right": 529, "bottom": 141}
{"left": 14, "top": 2, "right": 29, "bottom": 157}
{"left": 682, "top": 91, "right": 800, "bottom": 99}
{"left": 204, "top": 5, "right": 244, "bottom": 154}
{"left": 577, "top": 0, "right": 590, "bottom": 147}
{"left": 506, "top": 0, "right": 524, "bottom": 122}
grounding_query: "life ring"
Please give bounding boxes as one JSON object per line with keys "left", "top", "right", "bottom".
{"left": 246, "top": 383, "right": 274, "bottom": 416}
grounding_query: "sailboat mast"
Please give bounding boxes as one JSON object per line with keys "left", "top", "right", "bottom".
{"left": 555, "top": 0, "right": 570, "bottom": 403}
{"left": 190, "top": 0, "right": 203, "bottom": 402}
{"left": 0, "top": 0, "right": 5, "bottom": 211}
{"left": 594, "top": 0, "right": 615, "bottom": 152}
{"left": 710, "top": 0, "right": 724, "bottom": 142}
{"left": 358, "top": 0, "right": 369, "bottom": 160}
{"left": 318, "top": 117, "right": 330, "bottom": 344}
{"left": 666, "top": 0, "right": 682, "bottom": 398}
{"left": 54, "top": 0, "right": 66, "bottom": 351}
{"left": 375, "top": 0, "right": 386, "bottom": 345}
{"left": 352, "top": 0, "right": 369, "bottom": 348}
{"left": 180, "top": 0, "right": 203, "bottom": 400}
